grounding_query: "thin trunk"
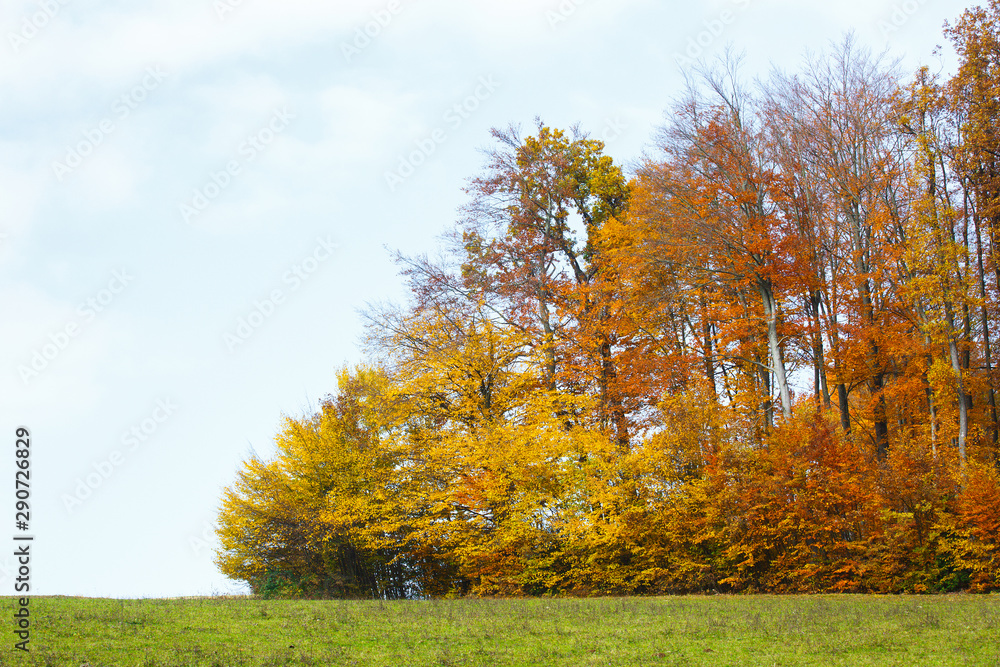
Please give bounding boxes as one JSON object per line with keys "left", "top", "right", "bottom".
{"left": 538, "top": 294, "right": 557, "bottom": 391}
{"left": 821, "top": 252, "right": 851, "bottom": 433}
{"left": 946, "top": 303, "right": 969, "bottom": 469}
{"left": 929, "top": 131, "right": 968, "bottom": 469}
{"left": 924, "top": 346, "right": 938, "bottom": 458}
{"left": 956, "top": 185, "right": 975, "bottom": 415}
{"left": 810, "top": 290, "right": 832, "bottom": 409}
{"left": 700, "top": 291, "right": 717, "bottom": 400}
{"left": 837, "top": 383, "right": 851, "bottom": 434}
{"left": 873, "top": 375, "right": 889, "bottom": 460}
{"left": 973, "top": 203, "right": 999, "bottom": 446}
{"left": 759, "top": 278, "right": 792, "bottom": 420}
{"left": 599, "top": 330, "right": 629, "bottom": 451}
{"left": 949, "top": 335, "right": 969, "bottom": 467}
{"left": 759, "top": 362, "right": 774, "bottom": 432}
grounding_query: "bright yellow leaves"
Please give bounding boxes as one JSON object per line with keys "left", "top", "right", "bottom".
{"left": 217, "top": 16, "right": 1000, "bottom": 595}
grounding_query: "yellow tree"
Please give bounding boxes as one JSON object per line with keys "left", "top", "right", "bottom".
{"left": 215, "top": 366, "right": 415, "bottom": 598}
{"left": 458, "top": 122, "right": 644, "bottom": 448}
{"left": 947, "top": 1, "right": 1000, "bottom": 456}
{"left": 900, "top": 69, "right": 975, "bottom": 466}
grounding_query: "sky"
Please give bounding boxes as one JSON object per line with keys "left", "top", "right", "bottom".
{"left": 0, "top": 0, "right": 978, "bottom": 598}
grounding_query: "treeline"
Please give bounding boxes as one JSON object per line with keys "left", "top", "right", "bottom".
{"left": 216, "top": 9, "right": 1000, "bottom": 598}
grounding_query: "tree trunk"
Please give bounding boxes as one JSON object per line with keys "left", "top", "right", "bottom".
{"left": 837, "top": 383, "right": 851, "bottom": 434}
{"left": 758, "top": 278, "right": 792, "bottom": 420}
{"left": 946, "top": 302, "right": 969, "bottom": 469}
{"left": 700, "top": 291, "right": 717, "bottom": 400}
{"left": 810, "top": 290, "right": 832, "bottom": 409}
{"left": 537, "top": 293, "right": 557, "bottom": 391}
{"left": 973, "top": 208, "right": 999, "bottom": 447}
{"left": 599, "top": 329, "right": 630, "bottom": 451}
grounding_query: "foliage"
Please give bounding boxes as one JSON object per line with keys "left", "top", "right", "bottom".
{"left": 217, "top": 9, "right": 1000, "bottom": 598}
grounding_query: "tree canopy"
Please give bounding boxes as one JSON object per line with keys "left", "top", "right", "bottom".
{"left": 216, "top": 13, "right": 1000, "bottom": 598}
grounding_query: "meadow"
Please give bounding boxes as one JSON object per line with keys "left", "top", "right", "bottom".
{"left": 1, "top": 595, "right": 997, "bottom": 666}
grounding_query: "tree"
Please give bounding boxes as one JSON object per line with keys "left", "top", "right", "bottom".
{"left": 217, "top": 12, "right": 1000, "bottom": 597}
{"left": 458, "top": 121, "right": 642, "bottom": 448}
{"left": 947, "top": 1, "right": 1000, "bottom": 458}
{"left": 216, "top": 367, "right": 415, "bottom": 599}
{"left": 637, "top": 54, "right": 799, "bottom": 431}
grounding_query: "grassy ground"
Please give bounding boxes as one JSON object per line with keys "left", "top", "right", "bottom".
{"left": 0, "top": 595, "right": 996, "bottom": 666}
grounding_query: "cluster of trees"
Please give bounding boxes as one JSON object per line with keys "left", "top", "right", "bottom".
{"left": 216, "top": 9, "right": 1000, "bottom": 598}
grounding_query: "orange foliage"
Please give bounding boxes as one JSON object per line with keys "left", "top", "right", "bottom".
{"left": 217, "top": 13, "right": 1000, "bottom": 597}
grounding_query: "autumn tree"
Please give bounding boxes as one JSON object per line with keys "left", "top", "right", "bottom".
{"left": 457, "top": 122, "right": 647, "bottom": 448}
{"left": 947, "top": 0, "right": 1000, "bottom": 456}
{"left": 636, "top": 54, "right": 802, "bottom": 434}
{"left": 216, "top": 367, "right": 417, "bottom": 599}
{"left": 216, "top": 12, "right": 1000, "bottom": 598}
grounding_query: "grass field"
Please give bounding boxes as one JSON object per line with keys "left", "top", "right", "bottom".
{"left": 0, "top": 595, "right": 997, "bottom": 666}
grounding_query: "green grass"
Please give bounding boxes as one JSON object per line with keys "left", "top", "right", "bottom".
{"left": 0, "top": 595, "right": 997, "bottom": 666}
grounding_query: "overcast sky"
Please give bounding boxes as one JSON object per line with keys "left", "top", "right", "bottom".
{"left": 0, "top": 0, "right": 976, "bottom": 598}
